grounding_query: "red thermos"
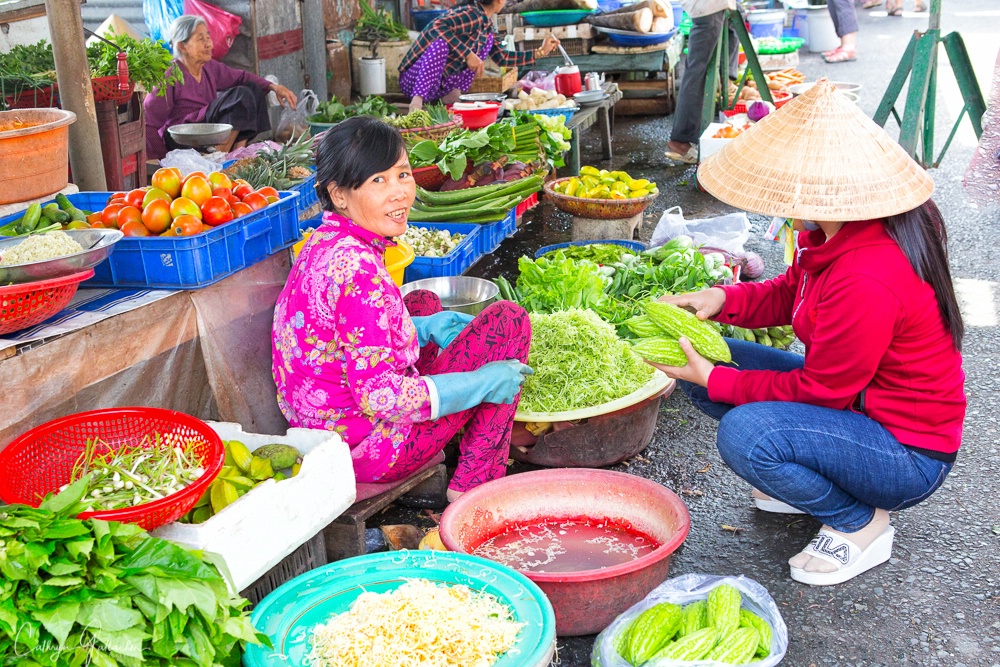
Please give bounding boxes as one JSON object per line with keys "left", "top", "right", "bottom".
{"left": 554, "top": 65, "right": 582, "bottom": 97}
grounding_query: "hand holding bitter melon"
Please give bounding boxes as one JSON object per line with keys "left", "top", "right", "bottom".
{"left": 179, "top": 440, "right": 303, "bottom": 524}
{"left": 616, "top": 584, "right": 773, "bottom": 665}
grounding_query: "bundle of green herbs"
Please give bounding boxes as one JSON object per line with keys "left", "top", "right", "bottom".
{"left": 409, "top": 123, "right": 516, "bottom": 180}
{"left": 0, "top": 478, "right": 267, "bottom": 666}
{"left": 519, "top": 309, "right": 653, "bottom": 414}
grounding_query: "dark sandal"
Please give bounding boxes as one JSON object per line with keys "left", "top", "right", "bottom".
{"left": 887, "top": 1, "right": 903, "bottom": 15}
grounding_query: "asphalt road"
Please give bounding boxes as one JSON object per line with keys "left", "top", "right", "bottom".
{"left": 431, "top": 2, "right": 1000, "bottom": 664}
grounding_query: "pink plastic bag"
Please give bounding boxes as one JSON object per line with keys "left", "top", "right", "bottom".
{"left": 183, "top": 0, "right": 242, "bottom": 60}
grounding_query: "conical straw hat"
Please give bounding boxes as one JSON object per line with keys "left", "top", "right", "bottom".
{"left": 697, "top": 79, "right": 934, "bottom": 221}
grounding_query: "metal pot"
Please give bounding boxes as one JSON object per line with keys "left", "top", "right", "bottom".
{"left": 399, "top": 276, "right": 499, "bottom": 316}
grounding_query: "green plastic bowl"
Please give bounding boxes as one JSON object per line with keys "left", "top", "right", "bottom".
{"left": 242, "top": 551, "right": 557, "bottom": 667}
{"left": 521, "top": 9, "right": 595, "bottom": 26}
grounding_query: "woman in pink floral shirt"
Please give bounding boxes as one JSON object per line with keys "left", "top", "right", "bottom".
{"left": 272, "top": 116, "right": 532, "bottom": 500}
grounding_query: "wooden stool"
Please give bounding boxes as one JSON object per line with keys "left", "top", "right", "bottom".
{"left": 324, "top": 455, "right": 448, "bottom": 561}
{"left": 571, "top": 212, "right": 643, "bottom": 241}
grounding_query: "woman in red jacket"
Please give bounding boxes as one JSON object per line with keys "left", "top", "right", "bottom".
{"left": 653, "top": 80, "right": 966, "bottom": 586}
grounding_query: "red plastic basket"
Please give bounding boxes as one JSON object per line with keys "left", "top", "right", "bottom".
{"left": 0, "top": 269, "right": 94, "bottom": 335}
{"left": 0, "top": 407, "right": 225, "bottom": 531}
{"left": 3, "top": 85, "right": 58, "bottom": 110}
{"left": 413, "top": 165, "right": 448, "bottom": 191}
{"left": 91, "top": 76, "right": 135, "bottom": 104}
{"left": 723, "top": 90, "right": 793, "bottom": 117}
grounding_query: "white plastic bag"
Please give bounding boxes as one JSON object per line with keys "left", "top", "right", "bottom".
{"left": 591, "top": 574, "right": 788, "bottom": 667}
{"left": 650, "top": 207, "right": 751, "bottom": 255}
{"left": 160, "top": 148, "right": 221, "bottom": 176}
{"left": 275, "top": 89, "right": 319, "bottom": 142}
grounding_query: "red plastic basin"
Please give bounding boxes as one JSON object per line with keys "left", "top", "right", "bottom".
{"left": 448, "top": 102, "right": 500, "bottom": 129}
{"left": 439, "top": 468, "right": 690, "bottom": 636}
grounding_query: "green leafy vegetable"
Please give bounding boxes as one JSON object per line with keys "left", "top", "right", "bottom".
{"left": 539, "top": 243, "right": 638, "bottom": 265}
{"left": 86, "top": 31, "right": 182, "bottom": 96}
{"left": 308, "top": 94, "right": 397, "bottom": 124}
{"left": 409, "top": 123, "right": 516, "bottom": 180}
{"left": 355, "top": 0, "right": 410, "bottom": 42}
{"left": 0, "top": 480, "right": 268, "bottom": 666}
{"left": 520, "top": 309, "right": 654, "bottom": 413}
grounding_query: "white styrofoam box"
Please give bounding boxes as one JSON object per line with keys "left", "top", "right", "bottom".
{"left": 152, "top": 422, "right": 356, "bottom": 591}
{"left": 699, "top": 123, "right": 735, "bottom": 161}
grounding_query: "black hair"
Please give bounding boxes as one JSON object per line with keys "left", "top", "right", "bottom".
{"left": 314, "top": 115, "right": 407, "bottom": 211}
{"left": 883, "top": 200, "right": 964, "bottom": 351}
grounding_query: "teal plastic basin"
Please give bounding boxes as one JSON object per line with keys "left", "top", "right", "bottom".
{"left": 243, "top": 550, "right": 556, "bottom": 667}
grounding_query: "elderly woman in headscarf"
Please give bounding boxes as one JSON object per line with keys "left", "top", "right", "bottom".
{"left": 144, "top": 14, "right": 298, "bottom": 160}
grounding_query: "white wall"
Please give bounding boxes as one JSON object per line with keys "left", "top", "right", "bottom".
{"left": 0, "top": 15, "right": 51, "bottom": 52}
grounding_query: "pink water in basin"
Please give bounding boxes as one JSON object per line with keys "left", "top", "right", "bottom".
{"left": 439, "top": 468, "right": 690, "bottom": 636}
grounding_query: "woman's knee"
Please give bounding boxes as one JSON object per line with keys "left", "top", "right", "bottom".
{"left": 403, "top": 289, "right": 442, "bottom": 317}
{"left": 717, "top": 404, "right": 785, "bottom": 473}
{"left": 478, "top": 301, "right": 531, "bottom": 355}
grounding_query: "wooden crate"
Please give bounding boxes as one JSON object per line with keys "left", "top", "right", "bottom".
{"left": 96, "top": 93, "right": 146, "bottom": 191}
{"left": 468, "top": 67, "right": 518, "bottom": 93}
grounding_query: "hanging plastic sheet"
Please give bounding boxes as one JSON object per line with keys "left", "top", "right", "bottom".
{"left": 963, "top": 46, "right": 1000, "bottom": 209}
{"left": 144, "top": 0, "right": 185, "bottom": 44}
{"left": 184, "top": 0, "right": 244, "bottom": 61}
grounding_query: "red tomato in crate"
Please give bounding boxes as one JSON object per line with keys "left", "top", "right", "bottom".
{"left": 183, "top": 171, "right": 208, "bottom": 184}
{"left": 101, "top": 203, "right": 125, "bottom": 229}
{"left": 181, "top": 176, "right": 213, "bottom": 207}
{"left": 209, "top": 172, "right": 234, "bottom": 190}
{"left": 124, "top": 189, "right": 146, "bottom": 209}
{"left": 142, "top": 187, "right": 172, "bottom": 209}
{"left": 120, "top": 220, "right": 150, "bottom": 237}
{"left": 117, "top": 206, "right": 143, "bottom": 230}
{"left": 212, "top": 187, "right": 237, "bottom": 205}
{"left": 201, "top": 197, "right": 234, "bottom": 226}
{"left": 141, "top": 199, "right": 172, "bottom": 234}
{"left": 170, "top": 197, "right": 202, "bottom": 220}
{"left": 231, "top": 202, "right": 253, "bottom": 218}
{"left": 171, "top": 214, "right": 203, "bottom": 236}
{"left": 242, "top": 193, "right": 268, "bottom": 211}
{"left": 151, "top": 167, "right": 183, "bottom": 199}
{"left": 256, "top": 186, "right": 279, "bottom": 199}
{"left": 233, "top": 183, "right": 254, "bottom": 200}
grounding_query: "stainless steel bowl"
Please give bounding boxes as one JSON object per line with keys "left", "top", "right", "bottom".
{"left": 167, "top": 123, "right": 234, "bottom": 147}
{"left": 0, "top": 229, "right": 123, "bottom": 284}
{"left": 399, "top": 276, "right": 499, "bottom": 316}
{"left": 458, "top": 93, "right": 507, "bottom": 104}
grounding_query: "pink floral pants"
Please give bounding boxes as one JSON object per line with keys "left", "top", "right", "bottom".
{"left": 376, "top": 292, "right": 531, "bottom": 492}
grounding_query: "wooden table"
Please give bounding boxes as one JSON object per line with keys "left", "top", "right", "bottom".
{"left": 563, "top": 82, "right": 624, "bottom": 176}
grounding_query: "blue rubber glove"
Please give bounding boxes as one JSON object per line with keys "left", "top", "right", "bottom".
{"left": 428, "top": 360, "right": 534, "bottom": 417}
{"left": 412, "top": 312, "right": 475, "bottom": 348}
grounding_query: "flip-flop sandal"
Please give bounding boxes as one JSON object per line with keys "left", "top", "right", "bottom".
{"left": 789, "top": 525, "right": 895, "bottom": 586}
{"left": 754, "top": 495, "right": 806, "bottom": 515}
{"left": 861, "top": 0, "right": 882, "bottom": 7}
{"left": 665, "top": 146, "right": 698, "bottom": 165}
{"left": 824, "top": 49, "right": 857, "bottom": 63}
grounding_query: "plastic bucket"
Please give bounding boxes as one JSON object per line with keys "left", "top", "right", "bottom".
{"left": 0, "top": 109, "right": 76, "bottom": 205}
{"left": 670, "top": 2, "right": 683, "bottom": 27}
{"left": 805, "top": 5, "right": 839, "bottom": 53}
{"left": 792, "top": 7, "right": 809, "bottom": 43}
{"left": 747, "top": 9, "right": 786, "bottom": 39}
{"left": 359, "top": 56, "right": 386, "bottom": 96}
{"left": 384, "top": 240, "right": 414, "bottom": 286}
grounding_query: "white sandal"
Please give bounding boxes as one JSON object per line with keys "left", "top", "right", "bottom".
{"left": 664, "top": 146, "right": 699, "bottom": 165}
{"left": 789, "top": 525, "right": 895, "bottom": 586}
{"left": 754, "top": 496, "right": 806, "bottom": 515}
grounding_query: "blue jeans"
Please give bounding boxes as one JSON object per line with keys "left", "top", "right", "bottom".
{"left": 680, "top": 339, "right": 952, "bottom": 532}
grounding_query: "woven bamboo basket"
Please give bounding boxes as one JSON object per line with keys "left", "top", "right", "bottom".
{"left": 468, "top": 67, "right": 518, "bottom": 94}
{"left": 543, "top": 177, "right": 658, "bottom": 220}
{"left": 399, "top": 119, "right": 462, "bottom": 143}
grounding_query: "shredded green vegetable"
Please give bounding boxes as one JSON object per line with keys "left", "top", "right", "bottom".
{"left": 520, "top": 309, "right": 654, "bottom": 413}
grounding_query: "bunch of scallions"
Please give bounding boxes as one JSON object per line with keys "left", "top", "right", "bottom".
{"left": 61, "top": 434, "right": 206, "bottom": 510}
{"left": 519, "top": 309, "right": 654, "bottom": 413}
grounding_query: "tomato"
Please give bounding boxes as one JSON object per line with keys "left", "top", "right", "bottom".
{"left": 181, "top": 176, "right": 213, "bottom": 207}
{"left": 170, "top": 214, "right": 203, "bottom": 236}
{"left": 151, "top": 167, "right": 183, "bottom": 198}
{"left": 124, "top": 189, "right": 146, "bottom": 209}
{"left": 233, "top": 183, "right": 254, "bottom": 200}
{"left": 242, "top": 192, "right": 268, "bottom": 211}
{"left": 200, "top": 196, "right": 234, "bottom": 226}
{"left": 256, "top": 186, "right": 279, "bottom": 199}
{"left": 209, "top": 172, "right": 234, "bottom": 190}
{"left": 101, "top": 203, "right": 126, "bottom": 229}
{"left": 86, "top": 212, "right": 103, "bottom": 224}
{"left": 120, "top": 220, "right": 151, "bottom": 237}
{"left": 117, "top": 205, "right": 143, "bottom": 229}
{"left": 212, "top": 187, "right": 236, "bottom": 205}
{"left": 109, "top": 192, "right": 127, "bottom": 202}
{"left": 183, "top": 171, "right": 208, "bottom": 184}
{"left": 141, "top": 198, "right": 172, "bottom": 234}
{"left": 169, "top": 196, "right": 202, "bottom": 220}
{"left": 142, "top": 187, "right": 172, "bottom": 209}
{"left": 231, "top": 202, "right": 253, "bottom": 218}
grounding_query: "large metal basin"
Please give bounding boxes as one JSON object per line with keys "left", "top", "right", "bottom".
{"left": 440, "top": 468, "right": 691, "bottom": 636}
{"left": 0, "top": 109, "right": 76, "bottom": 205}
{"left": 400, "top": 276, "right": 499, "bottom": 316}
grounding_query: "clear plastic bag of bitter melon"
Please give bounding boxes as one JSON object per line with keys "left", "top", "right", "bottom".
{"left": 591, "top": 574, "right": 788, "bottom": 667}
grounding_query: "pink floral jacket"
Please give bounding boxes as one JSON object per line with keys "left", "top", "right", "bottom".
{"left": 271, "top": 212, "right": 436, "bottom": 472}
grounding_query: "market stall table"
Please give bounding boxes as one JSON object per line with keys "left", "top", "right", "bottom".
{"left": 564, "top": 82, "right": 624, "bottom": 176}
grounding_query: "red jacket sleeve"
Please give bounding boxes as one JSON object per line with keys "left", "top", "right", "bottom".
{"left": 714, "top": 261, "right": 802, "bottom": 330}
{"left": 708, "top": 273, "right": 900, "bottom": 408}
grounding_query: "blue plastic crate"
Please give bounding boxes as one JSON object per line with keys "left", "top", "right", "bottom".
{"left": 531, "top": 108, "right": 578, "bottom": 122}
{"left": 403, "top": 223, "right": 483, "bottom": 283}
{"left": 534, "top": 239, "right": 646, "bottom": 259}
{"left": 263, "top": 190, "right": 302, "bottom": 253}
{"left": 479, "top": 208, "right": 518, "bottom": 253}
{"left": 0, "top": 191, "right": 293, "bottom": 289}
{"left": 291, "top": 173, "right": 319, "bottom": 218}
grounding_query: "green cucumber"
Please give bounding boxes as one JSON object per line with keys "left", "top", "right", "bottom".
{"left": 417, "top": 175, "right": 542, "bottom": 207}
{"left": 55, "top": 193, "right": 87, "bottom": 222}
{"left": 19, "top": 203, "right": 42, "bottom": 232}
{"left": 41, "top": 207, "right": 70, "bottom": 224}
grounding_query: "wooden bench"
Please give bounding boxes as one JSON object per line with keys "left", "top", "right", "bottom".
{"left": 323, "top": 453, "right": 448, "bottom": 561}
